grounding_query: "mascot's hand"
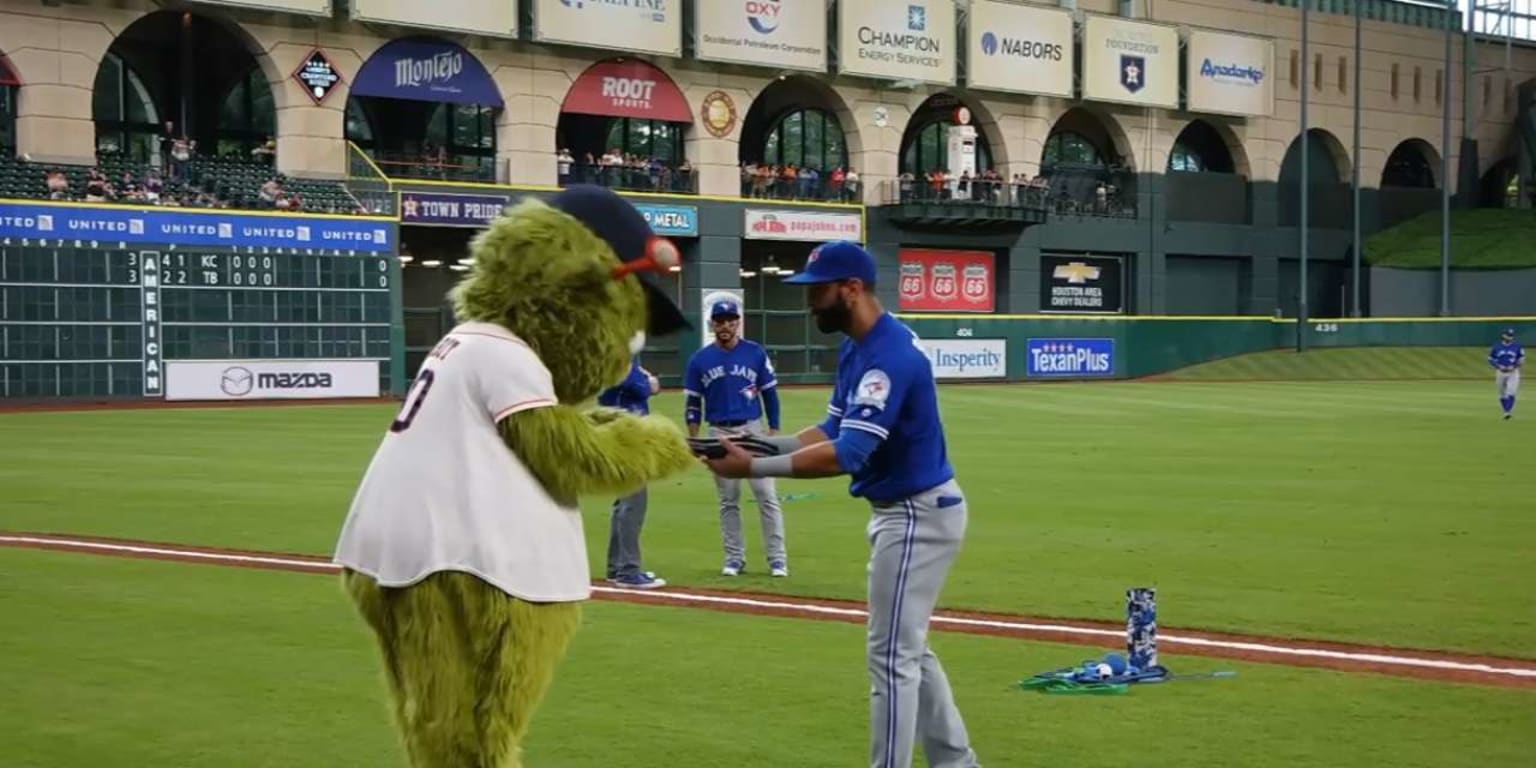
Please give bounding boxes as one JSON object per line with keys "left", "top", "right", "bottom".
{"left": 502, "top": 406, "right": 698, "bottom": 501}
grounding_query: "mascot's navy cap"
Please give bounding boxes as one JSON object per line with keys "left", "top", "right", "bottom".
{"left": 548, "top": 184, "right": 690, "bottom": 336}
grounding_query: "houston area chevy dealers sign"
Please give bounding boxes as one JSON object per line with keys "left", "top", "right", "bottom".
{"left": 743, "top": 210, "right": 863, "bottom": 242}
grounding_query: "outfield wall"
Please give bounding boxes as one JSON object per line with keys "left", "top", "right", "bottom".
{"left": 897, "top": 316, "right": 1532, "bottom": 382}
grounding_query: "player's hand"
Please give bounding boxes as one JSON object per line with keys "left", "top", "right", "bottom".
{"left": 701, "top": 437, "right": 754, "bottom": 479}
{"left": 767, "top": 428, "right": 779, "bottom": 436}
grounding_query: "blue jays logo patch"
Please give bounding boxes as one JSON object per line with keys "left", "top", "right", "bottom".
{"left": 1120, "top": 55, "right": 1145, "bottom": 94}
{"left": 852, "top": 369, "right": 891, "bottom": 409}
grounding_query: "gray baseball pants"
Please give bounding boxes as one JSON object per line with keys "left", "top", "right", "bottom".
{"left": 708, "top": 421, "right": 786, "bottom": 567}
{"left": 606, "top": 487, "right": 648, "bottom": 579}
{"left": 866, "top": 479, "right": 979, "bottom": 768}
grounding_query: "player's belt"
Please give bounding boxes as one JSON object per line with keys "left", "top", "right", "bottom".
{"left": 712, "top": 419, "right": 750, "bottom": 428}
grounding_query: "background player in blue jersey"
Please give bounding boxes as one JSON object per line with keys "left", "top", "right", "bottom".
{"left": 1489, "top": 327, "right": 1523, "bottom": 420}
{"left": 684, "top": 300, "right": 788, "bottom": 577}
{"left": 700, "top": 241, "right": 981, "bottom": 768}
{"left": 597, "top": 355, "right": 666, "bottom": 588}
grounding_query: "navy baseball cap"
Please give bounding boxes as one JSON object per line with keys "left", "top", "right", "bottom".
{"left": 1504, "top": 327, "right": 1516, "bottom": 337}
{"left": 710, "top": 299, "right": 741, "bottom": 319}
{"left": 547, "top": 185, "right": 690, "bottom": 336}
{"left": 783, "top": 240, "right": 877, "bottom": 286}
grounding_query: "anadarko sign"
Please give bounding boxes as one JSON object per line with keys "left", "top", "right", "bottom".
{"left": 966, "top": 0, "right": 1073, "bottom": 98}
{"left": 839, "top": 0, "right": 956, "bottom": 86}
{"left": 1186, "top": 30, "right": 1275, "bottom": 117}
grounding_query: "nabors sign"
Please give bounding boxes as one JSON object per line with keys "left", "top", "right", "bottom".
{"left": 166, "top": 360, "right": 381, "bottom": 401}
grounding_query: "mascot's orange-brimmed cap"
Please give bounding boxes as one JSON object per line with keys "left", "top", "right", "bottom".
{"left": 548, "top": 185, "right": 691, "bottom": 337}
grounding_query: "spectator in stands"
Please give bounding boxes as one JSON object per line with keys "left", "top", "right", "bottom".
{"left": 169, "top": 137, "right": 193, "bottom": 182}
{"left": 259, "top": 177, "right": 281, "bottom": 205}
{"left": 676, "top": 159, "right": 693, "bottom": 190}
{"left": 252, "top": 136, "right": 276, "bottom": 163}
{"left": 45, "top": 170, "right": 69, "bottom": 200}
{"left": 557, "top": 148, "right": 574, "bottom": 186}
{"left": 84, "top": 168, "right": 111, "bottom": 202}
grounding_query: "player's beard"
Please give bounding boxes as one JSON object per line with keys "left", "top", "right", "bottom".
{"left": 812, "top": 298, "right": 853, "bottom": 335}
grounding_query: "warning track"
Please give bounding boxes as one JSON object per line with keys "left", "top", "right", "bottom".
{"left": 4, "top": 531, "right": 1533, "bottom": 689}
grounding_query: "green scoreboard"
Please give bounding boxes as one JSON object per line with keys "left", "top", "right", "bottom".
{"left": 0, "top": 201, "right": 401, "bottom": 400}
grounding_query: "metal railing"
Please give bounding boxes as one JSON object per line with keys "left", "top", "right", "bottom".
{"left": 559, "top": 162, "right": 699, "bottom": 195}
{"left": 345, "top": 142, "right": 396, "bottom": 216}
{"left": 739, "top": 173, "right": 863, "bottom": 204}
{"left": 882, "top": 178, "right": 1052, "bottom": 211}
{"left": 364, "top": 150, "right": 497, "bottom": 183}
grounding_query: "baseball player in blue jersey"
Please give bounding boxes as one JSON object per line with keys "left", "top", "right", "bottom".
{"left": 1489, "top": 327, "right": 1524, "bottom": 420}
{"left": 699, "top": 241, "right": 980, "bottom": 768}
{"left": 597, "top": 355, "right": 666, "bottom": 588}
{"left": 684, "top": 299, "right": 789, "bottom": 577}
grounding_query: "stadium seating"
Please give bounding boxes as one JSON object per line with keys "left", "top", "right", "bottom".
{"left": 0, "top": 154, "right": 372, "bottom": 216}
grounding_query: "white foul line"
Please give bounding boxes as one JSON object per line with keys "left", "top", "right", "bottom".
{"left": 5, "top": 534, "right": 1535, "bottom": 681}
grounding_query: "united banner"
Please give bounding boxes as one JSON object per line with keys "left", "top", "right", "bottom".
{"left": 897, "top": 249, "right": 995, "bottom": 313}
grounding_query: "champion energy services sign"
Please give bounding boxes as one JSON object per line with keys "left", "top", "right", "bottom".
{"left": 839, "top": 0, "right": 956, "bottom": 86}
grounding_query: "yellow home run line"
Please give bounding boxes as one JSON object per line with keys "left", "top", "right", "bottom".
{"left": 4, "top": 534, "right": 1533, "bottom": 681}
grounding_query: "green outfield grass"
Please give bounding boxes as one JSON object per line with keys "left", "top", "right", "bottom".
{"left": 2, "top": 548, "right": 1531, "bottom": 768}
{"left": 1163, "top": 346, "right": 1490, "bottom": 380}
{"left": 1, "top": 379, "right": 1532, "bottom": 658}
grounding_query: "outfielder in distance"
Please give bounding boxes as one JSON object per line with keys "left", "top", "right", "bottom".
{"left": 697, "top": 241, "right": 981, "bottom": 768}
{"left": 684, "top": 298, "right": 789, "bottom": 578}
{"left": 1489, "top": 327, "right": 1524, "bottom": 420}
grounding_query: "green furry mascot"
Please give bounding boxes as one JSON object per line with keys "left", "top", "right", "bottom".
{"left": 333, "top": 185, "right": 697, "bottom": 768}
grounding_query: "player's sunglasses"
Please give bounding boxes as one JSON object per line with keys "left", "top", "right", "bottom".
{"left": 611, "top": 237, "right": 682, "bottom": 281}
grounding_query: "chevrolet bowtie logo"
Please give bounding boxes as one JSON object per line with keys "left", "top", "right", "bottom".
{"left": 1054, "top": 262, "right": 1101, "bottom": 284}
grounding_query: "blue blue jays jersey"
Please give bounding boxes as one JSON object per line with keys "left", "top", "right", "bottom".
{"left": 684, "top": 340, "right": 778, "bottom": 424}
{"left": 822, "top": 313, "right": 953, "bottom": 502}
{"left": 597, "top": 357, "right": 651, "bottom": 415}
{"left": 1490, "top": 342, "right": 1525, "bottom": 370}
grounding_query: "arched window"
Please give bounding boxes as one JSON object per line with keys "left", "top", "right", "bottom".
{"left": 1168, "top": 144, "right": 1205, "bottom": 173}
{"left": 216, "top": 66, "right": 275, "bottom": 158}
{"left": 604, "top": 118, "right": 683, "bottom": 167}
{"left": 1167, "top": 122, "right": 1238, "bottom": 175}
{"left": 901, "top": 121, "right": 993, "bottom": 175}
{"left": 1381, "top": 142, "right": 1436, "bottom": 188}
{"left": 763, "top": 109, "right": 847, "bottom": 171}
{"left": 1042, "top": 131, "right": 1102, "bottom": 169}
{"left": 0, "top": 83, "right": 15, "bottom": 153}
{"left": 92, "top": 52, "right": 161, "bottom": 162}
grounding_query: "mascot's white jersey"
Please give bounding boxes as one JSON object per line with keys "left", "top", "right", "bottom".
{"left": 334, "top": 322, "right": 592, "bottom": 603}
